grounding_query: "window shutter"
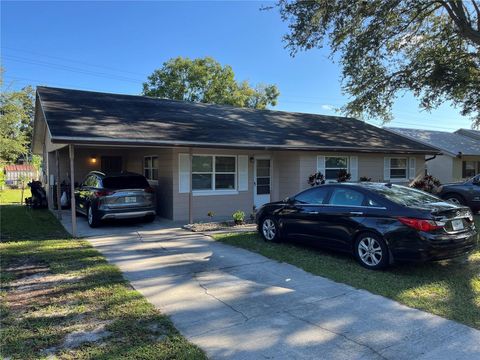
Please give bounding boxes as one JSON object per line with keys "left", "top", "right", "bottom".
{"left": 384, "top": 157, "right": 391, "bottom": 181}
{"left": 317, "top": 155, "right": 325, "bottom": 175}
{"left": 349, "top": 156, "right": 358, "bottom": 181}
{"left": 178, "top": 154, "right": 190, "bottom": 193}
{"left": 238, "top": 155, "right": 248, "bottom": 191}
{"left": 409, "top": 157, "right": 416, "bottom": 180}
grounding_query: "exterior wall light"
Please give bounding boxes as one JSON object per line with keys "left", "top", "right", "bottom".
{"left": 90, "top": 155, "right": 97, "bottom": 164}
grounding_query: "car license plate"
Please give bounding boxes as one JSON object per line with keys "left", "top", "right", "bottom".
{"left": 451, "top": 219, "right": 464, "bottom": 231}
{"left": 125, "top": 196, "right": 136, "bottom": 203}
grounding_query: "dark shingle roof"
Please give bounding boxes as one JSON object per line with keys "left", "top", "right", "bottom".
{"left": 455, "top": 128, "right": 480, "bottom": 141}
{"left": 389, "top": 127, "right": 480, "bottom": 156}
{"left": 36, "top": 86, "right": 438, "bottom": 154}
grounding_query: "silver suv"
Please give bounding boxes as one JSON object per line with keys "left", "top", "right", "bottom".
{"left": 75, "top": 171, "right": 156, "bottom": 227}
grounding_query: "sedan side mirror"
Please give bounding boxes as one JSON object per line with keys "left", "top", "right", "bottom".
{"left": 284, "top": 197, "right": 295, "bottom": 204}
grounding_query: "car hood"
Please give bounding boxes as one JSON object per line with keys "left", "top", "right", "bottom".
{"left": 442, "top": 180, "right": 468, "bottom": 187}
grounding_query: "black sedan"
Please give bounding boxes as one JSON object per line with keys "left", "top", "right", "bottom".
{"left": 438, "top": 175, "right": 480, "bottom": 213}
{"left": 255, "top": 183, "right": 478, "bottom": 270}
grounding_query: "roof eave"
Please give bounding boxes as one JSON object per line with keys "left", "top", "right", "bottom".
{"left": 50, "top": 136, "right": 440, "bottom": 155}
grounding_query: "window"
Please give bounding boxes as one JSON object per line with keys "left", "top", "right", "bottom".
{"left": 329, "top": 188, "right": 365, "bottom": 206}
{"left": 390, "top": 158, "right": 407, "bottom": 179}
{"left": 295, "top": 187, "right": 330, "bottom": 204}
{"left": 144, "top": 156, "right": 158, "bottom": 180}
{"left": 370, "top": 184, "right": 439, "bottom": 206}
{"left": 192, "top": 155, "right": 236, "bottom": 191}
{"left": 325, "top": 157, "right": 348, "bottom": 180}
{"left": 462, "top": 161, "right": 479, "bottom": 178}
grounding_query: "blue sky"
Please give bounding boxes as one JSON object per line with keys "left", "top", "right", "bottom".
{"left": 1, "top": 1, "right": 473, "bottom": 131}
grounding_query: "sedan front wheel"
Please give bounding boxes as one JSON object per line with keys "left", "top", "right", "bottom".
{"left": 260, "top": 217, "right": 280, "bottom": 243}
{"left": 355, "top": 233, "right": 389, "bottom": 270}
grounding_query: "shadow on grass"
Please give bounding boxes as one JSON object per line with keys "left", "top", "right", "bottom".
{"left": 214, "top": 231, "right": 480, "bottom": 330}
{"left": 0, "top": 205, "right": 206, "bottom": 359}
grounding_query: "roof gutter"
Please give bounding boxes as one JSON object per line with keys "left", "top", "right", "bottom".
{"left": 50, "top": 136, "right": 441, "bottom": 155}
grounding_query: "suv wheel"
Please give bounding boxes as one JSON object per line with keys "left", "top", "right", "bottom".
{"left": 87, "top": 205, "right": 101, "bottom": 228}
{"left": 445, "top": 194, "right": 465, "bottom": 206}
{"left": 355, "top": 233, "right": 389, "bottom": 270}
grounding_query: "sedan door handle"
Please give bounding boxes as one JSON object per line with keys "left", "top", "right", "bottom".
{"left": 349, "top": 211, "right": 364, "bottom": 215}
{"left": 306, "top": 211, "right": 319, "bottom": 214}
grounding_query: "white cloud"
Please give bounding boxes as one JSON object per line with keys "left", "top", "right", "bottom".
{"left": 321, "top": 104, "right": 335, "bottom": 111}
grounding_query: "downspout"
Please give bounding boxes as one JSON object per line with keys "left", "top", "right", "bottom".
{"left": 424, "top": 155, "right": 437, "bottom": 176}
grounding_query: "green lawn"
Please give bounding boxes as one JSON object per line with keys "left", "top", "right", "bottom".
{"left": 0, "top": 205, "right": 206, "bottom": 360}
{"left": 213, "top": 216, "right": 480, "bottom": 330}
{"left": 0, "top": 188, "right": 31, "bottom": 204}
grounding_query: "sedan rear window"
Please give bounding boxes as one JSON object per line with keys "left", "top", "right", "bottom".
{"left": 103, "top": 176, "right": 149, "bottom": 190}
{"left": 370, "top": 185, "right": 440, "bottom": 206}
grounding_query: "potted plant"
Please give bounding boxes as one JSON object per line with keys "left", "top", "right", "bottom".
{"left": 232, "top": 210, "right": 245, "bottom": 225}
{"left": 308, "top": 172, "right": 325, "bottom": 186}
{"left": 336, "top": 169, "right": 351, "bottom": 182}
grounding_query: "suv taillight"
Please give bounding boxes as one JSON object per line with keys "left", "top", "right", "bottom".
{"left": 397, "top": 217, "right": 443, "bottom": 232}
{"left": 94, "top": 190, "right": 112, "bottom": 197}
{"left": 144, "top": 187, "right": 155, "bottom": 194}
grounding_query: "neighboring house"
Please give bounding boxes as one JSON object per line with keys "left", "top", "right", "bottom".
{"left": 388, "top": 128, "right": 480, "bottom": 184}
{"left": 32, "top": 87, "right": 439, "bottom": 222}
{"left": 3, "top": 164, "right": 37, "bottom": 187}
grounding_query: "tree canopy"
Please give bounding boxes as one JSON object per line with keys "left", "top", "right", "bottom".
{"left": 142, "top": 57, "right": 280, "bottom": 109}
{"left": 0, "top": 71, "right": 35, "bottom": 164}
{"left": 276, "top": 0, "right": 480, "bottom": 127}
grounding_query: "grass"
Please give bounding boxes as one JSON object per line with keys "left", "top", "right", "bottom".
{"left": 0, "top": 205, "right": 206, "bottom": 360}
{"left": 0, "top": 188, "right": 31, "bottom": 204}
{"left": 213, "top": 215, "right": 480, "bottom": 330}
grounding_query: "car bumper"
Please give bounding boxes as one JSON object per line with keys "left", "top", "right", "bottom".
{"left": 389, "top": 229, "right": 478, "bottom": 262}
{"left": 98, "top": 208, "right": 156, "bottom": 220}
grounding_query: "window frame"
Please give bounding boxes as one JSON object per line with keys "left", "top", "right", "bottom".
{"left": 462, "top": 160, "right": 479, "bottom": 179}
{"left": 191, "top": 154, "right": 238, "bottom": 195}
{"left": 389, "top": 157, "right": 408, "bottom": 181}
{"left": 143, "top": 155, "right": 159, "bottom": 181}
{"left": 324, "top": 156, "right": 349, "bottom": 180}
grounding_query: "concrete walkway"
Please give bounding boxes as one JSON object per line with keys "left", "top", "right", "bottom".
{"left": 83, "top": 225, "right": 480, "bottom": 359}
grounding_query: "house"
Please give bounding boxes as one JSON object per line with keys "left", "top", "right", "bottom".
{"left": 32, "top": 86, "right": 439, "bottom": 231}
{"left": 388, "top": 128, "right": 480, "bottom": 183}
{"left": 3, "top": 164, "right": 37, "bottom": 187}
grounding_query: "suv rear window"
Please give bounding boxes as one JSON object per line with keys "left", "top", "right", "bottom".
{"left": 103, "top": 176, "right": 149, "bottom": 190}
{"left": 370, "top": 184, "right": 440, "bottom": 206}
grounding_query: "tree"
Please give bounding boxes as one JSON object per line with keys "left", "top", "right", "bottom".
{"left": 143, "top": 57, "right": 280, "bottom": 109}
{"left": 0, "top": 70, "right": 36, "bottom": 163}
{"left": 275, "top": 0, "right": 480, "bottom": 127}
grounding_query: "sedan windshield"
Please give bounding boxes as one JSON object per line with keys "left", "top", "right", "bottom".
{"left": 370, "top": 184, "right": 441, "bottom": 207}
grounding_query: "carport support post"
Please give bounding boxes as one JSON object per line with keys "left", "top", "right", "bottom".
{"left": 55, "top": 150, "right": 62, "bottom": 220}
{"left": 69, "top": 145, "right": 77, "bottom": 237}
{"left": 188, "top": 147, "right": 193, "bottom": 224}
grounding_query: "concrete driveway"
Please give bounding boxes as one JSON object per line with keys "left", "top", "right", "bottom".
{"left": 81, "top": 225, "right": 480, "bottom": 359}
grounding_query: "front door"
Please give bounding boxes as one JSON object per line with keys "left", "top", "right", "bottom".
{"left": 254, "top": 157, "right": 271, "bottom": 208}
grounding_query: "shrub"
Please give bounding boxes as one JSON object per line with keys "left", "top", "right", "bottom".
{"left": 308, "top": 172, "right": 325, "bottom": 186}
{"left": 337, "top": 169, "right": 351, "bottom": 182}
{"left": 232, "top": 210, "right": 245, "bottom": 223}
{"left": 359, "top": 176, "right": 372, "bottom": 182}
{"left": 207, "top": 211, "right": 215, "bottom": 220}
{"left": 410, "top": 175, "right": 441, "bottom": 193}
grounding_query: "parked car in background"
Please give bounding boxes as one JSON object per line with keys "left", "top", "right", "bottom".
{"left": 438, "top": 175, "right": 480, "bottom": 213}
{"left": 75, "top": 171, "right": 156, "bottom": 227}
{"left": 256, "top": 183, "right": 477, "bottom": 270}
